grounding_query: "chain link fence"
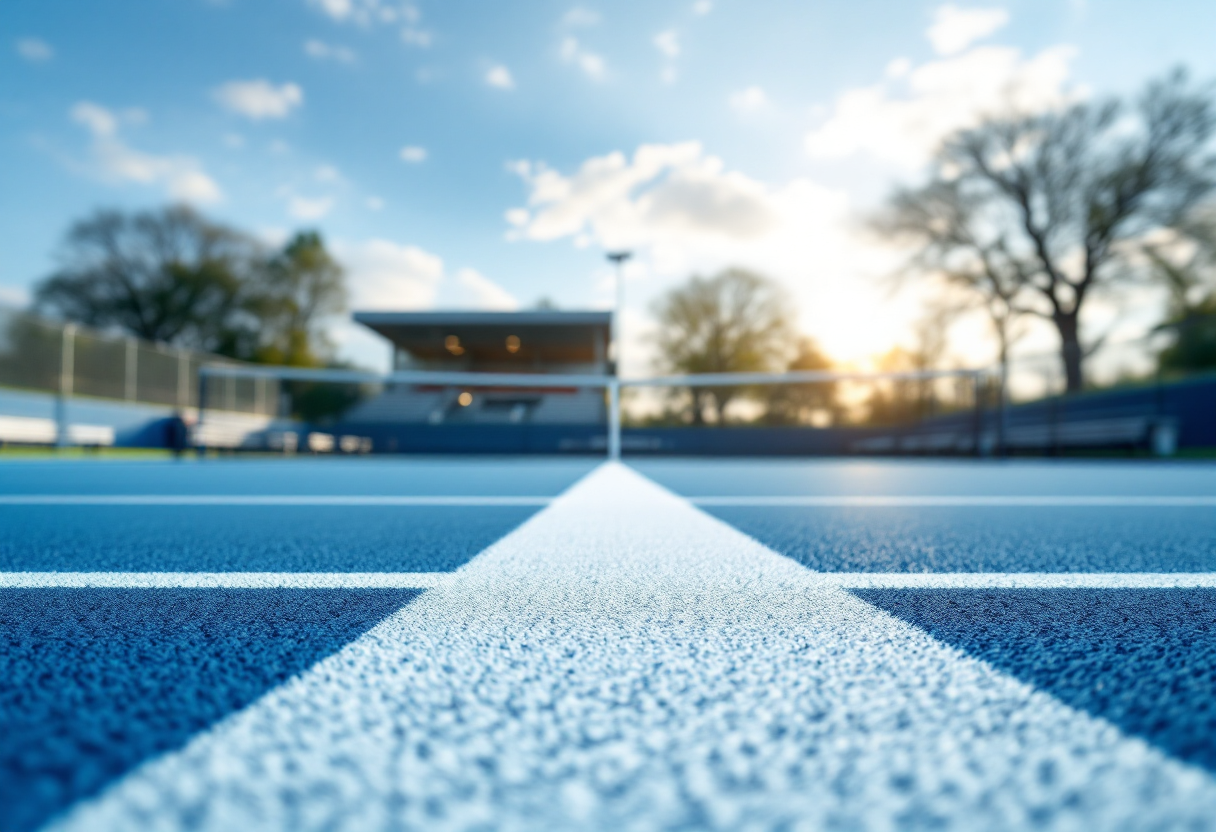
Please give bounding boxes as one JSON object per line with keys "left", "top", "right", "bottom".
{"left": 0, "top": 305, "right": 277, "bottom": 415}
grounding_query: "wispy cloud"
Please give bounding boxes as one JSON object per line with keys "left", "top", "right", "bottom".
{"left": 69, "top": 101, "right": 222, "bottom": 204}
{"left": 399, "top": 145, "right": 427, "bottom": 163}
{"left": 314, "top": 164, "right": 344, "bottom": 183}
{"left": 486, "top": 65, "right": 515, "bottom": 90}
{"left": 654, "top": 30, "right": 680, "bottom": 59}
{"left": 401, "top": 27, "right": 432, "bottom": 47}
{"left": 304, "top": 39, "right": 356, "bottom": 62}
{"left": 308, "top": 0, "right": 418, "bottom": 27}
{"left": 214, "top": 80, "right": 303, "bottom": 120}
{"left": 562, "top": 7, "right": 601, "bottom": 27}
{"left": 16, "top": 37, "right": 53, "bottom": 62}
{"left": 287, "top": 194, "right": 334, "bottom": 221}
{"left": 692, "top": 1, "right": 713, "bottom": 15}
{"left": 560, "top": 37, "right": 606, "bottom": 80}
{"left": 729, "top": 86, "right": 768, "bottom": 113}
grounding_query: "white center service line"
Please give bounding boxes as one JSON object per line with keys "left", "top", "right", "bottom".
{"left": 690, "top": 495, "right": 1216, "bottom": 507}
{"left": 0, "top": 495, "right": 552, "bottom": 506}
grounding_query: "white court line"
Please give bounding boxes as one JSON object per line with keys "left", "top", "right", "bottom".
{"left": 691, "top": 495, "right": 1216, "bottom": 507}
{"left": 52, "top": 462, "right": 1216, "bottom": 832}
{"left": 808, "top": 572, "right": 1216, "bottom": 589}
{"left": 5, "top": 571, "right": 1213, "bottom": 590}
{"left": 0, "top": 572, "right": 452, "bottom": 589}
{"left": 0, "top": 495, "right": 552, "bottom": 506}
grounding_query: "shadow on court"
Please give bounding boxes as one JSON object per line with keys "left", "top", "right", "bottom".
{"left": 0, "top": 587, "right": 420, "bottom": 832}
{"left": 853, "top": 588, "right": 1216, "bottom": 773}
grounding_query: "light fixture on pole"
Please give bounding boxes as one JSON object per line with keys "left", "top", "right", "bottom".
{"left": 606, "top": 251, "right": 631, "bottom": 371}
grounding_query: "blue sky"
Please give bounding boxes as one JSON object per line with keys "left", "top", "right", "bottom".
{"left": 4, "top": 0, "right": 1216, "bottom": 371}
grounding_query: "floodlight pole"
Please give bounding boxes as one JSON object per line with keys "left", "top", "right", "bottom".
{"left": 606, "top": 251, "right": 631, "bottom": 461}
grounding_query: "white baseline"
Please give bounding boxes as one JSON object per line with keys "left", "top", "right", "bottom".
{"left": 0, "top": 572, "right": 453, "bottom": 589}
{"left": 691, "top": 495, "right": 1216, "bottom": 507}
{"left": 0, "top": 495, "right": 552, "bottom": 506}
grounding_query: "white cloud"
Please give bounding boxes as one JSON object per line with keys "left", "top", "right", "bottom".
{"left": 438, "top": 268, "right": 519, "bottom": 310}
{"left": 16, "top": 37, "right": 53, "bottom": 62}
{"left": 560, "top": 37, "right": 606, "bottom": 80}
{"left": 70, "top": 101, "right": 222, "bottom": 204}
{"left": 804, "top": 43, "right": 1076, "bottom": 167}
{"left": 338, "top": 240, "right": 515, "bottom": 313}
{"left": 401, "top": 27, "right": 432, "bottom": 47}
{"left": 304, "top": 39, "right": 356, "bottom": 62}
{"left": 223, "top": 133, "right": 245, "bottom": 149}
{"left": 927, "top": 5, "right": 1010, "bottom": 56}
{"left": 486, "top": 65, "right": 514, "bottom": 90}
{"left": 214, "top": 80, "right": 303, "bottom": 120}
{"left": 654, "top": 30, "right": 680, "bottom": 59}
{"left": 366, "top": 196, "right": 385, "bottom": 210}
{"left": 729, "top": 86, "right": 768, "bottom": 113}
{"left": 399, "top": 145, "right": 427, "bottom": 163}
{"left": 506, "top": 142, "right": 906, "bottom": 364}
{"left": 562, "top": 7, "right": 601, "bottom": 27}
{"left": 509, "top": 143, "right": 778, "bottom": 249}
{"left": 287, "top": 195, "right": 334, "bottom": 221}
{"left": 340, "top": 239, "right": 445, "bottom": 309}
{"left": 692, "top": 0, "right": 713, "bottom": 14}
{"left": 886, "top": 57, "right": 912, "bottom": 78}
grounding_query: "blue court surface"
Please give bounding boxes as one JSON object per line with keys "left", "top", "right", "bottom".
{"left": 2, "top": 457, "right": 1216, "bottom": 831}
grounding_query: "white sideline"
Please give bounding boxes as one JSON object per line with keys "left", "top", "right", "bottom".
{"left": 808, "top": 572, "right": 1216, "bottom": 589}
{"left": 51, "top": 462, "right": 1216, "bottom": 832}
{"left": 691, "top": 495, "right": 1216, "bottom": 507}
{"left": 0, "top": 572, "right": 452, "bottom": 589}
{"left": 0, "top": 495, "right": 552, "bottom": 506}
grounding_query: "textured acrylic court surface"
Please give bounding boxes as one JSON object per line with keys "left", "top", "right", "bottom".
{"left": 3, "top": 456, "right": 1216, "bottom": 832}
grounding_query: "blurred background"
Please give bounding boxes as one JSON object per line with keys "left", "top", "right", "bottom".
{"left": 3, "top": 0, "right": 1216, "bottom": 455}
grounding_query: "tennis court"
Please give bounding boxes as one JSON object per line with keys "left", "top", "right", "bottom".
{"left": 4, "top": 456, "right": 1216, "bottom": 831}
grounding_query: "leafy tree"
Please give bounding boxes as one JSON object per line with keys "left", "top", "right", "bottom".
{"left": 1148, "top": 212, "right": 1216, "bottom": 372}
{"left": 35, "top": 206, "right": 255, "bottom": 352}
{"left": 762, "top": 337, "right": 838, "bottom": 426}
{"left": 878, "top": 69, "right": 1216, "bottom": 392}
{"left": 34, "top": 208, "right": 347, "bottom": 369}
{"left": 651, "top": 268, "right": 795, "bottom": 423}
{"left": 252, "top": 232, "right": 347, "bottom": 367}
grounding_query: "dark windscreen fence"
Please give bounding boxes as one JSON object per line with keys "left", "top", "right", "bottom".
{"left": 997, "top": 332, "right": 1216, "bottom": 457}
{"left": 619, "top": 370, "right": 995, "bottom": 457}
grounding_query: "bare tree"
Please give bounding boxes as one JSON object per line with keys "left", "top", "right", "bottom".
{"left": 651, "top": 268, "right": 795, "bottom": 424}
{"left": 878, "top": 69, "right": 1216, "bottom": 392}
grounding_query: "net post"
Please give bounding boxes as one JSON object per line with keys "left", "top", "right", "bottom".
{"left": 972, "top": 370, "right": 984, "bottom": 458}
{"left": 56, "top": 323, "right": 75, "bottom": 448}
{"left": 608, "top": 379, "right": 621, "bottom": 460}
{"left": 124, "top": 337, "right": 138, "bottom": 402}
{"left": 195, "top": 368, "right": 207, "bottom": 456}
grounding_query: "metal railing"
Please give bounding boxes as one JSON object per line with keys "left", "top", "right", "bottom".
{"left": 0, "top": 306, "right": 279, "bottom": 445}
